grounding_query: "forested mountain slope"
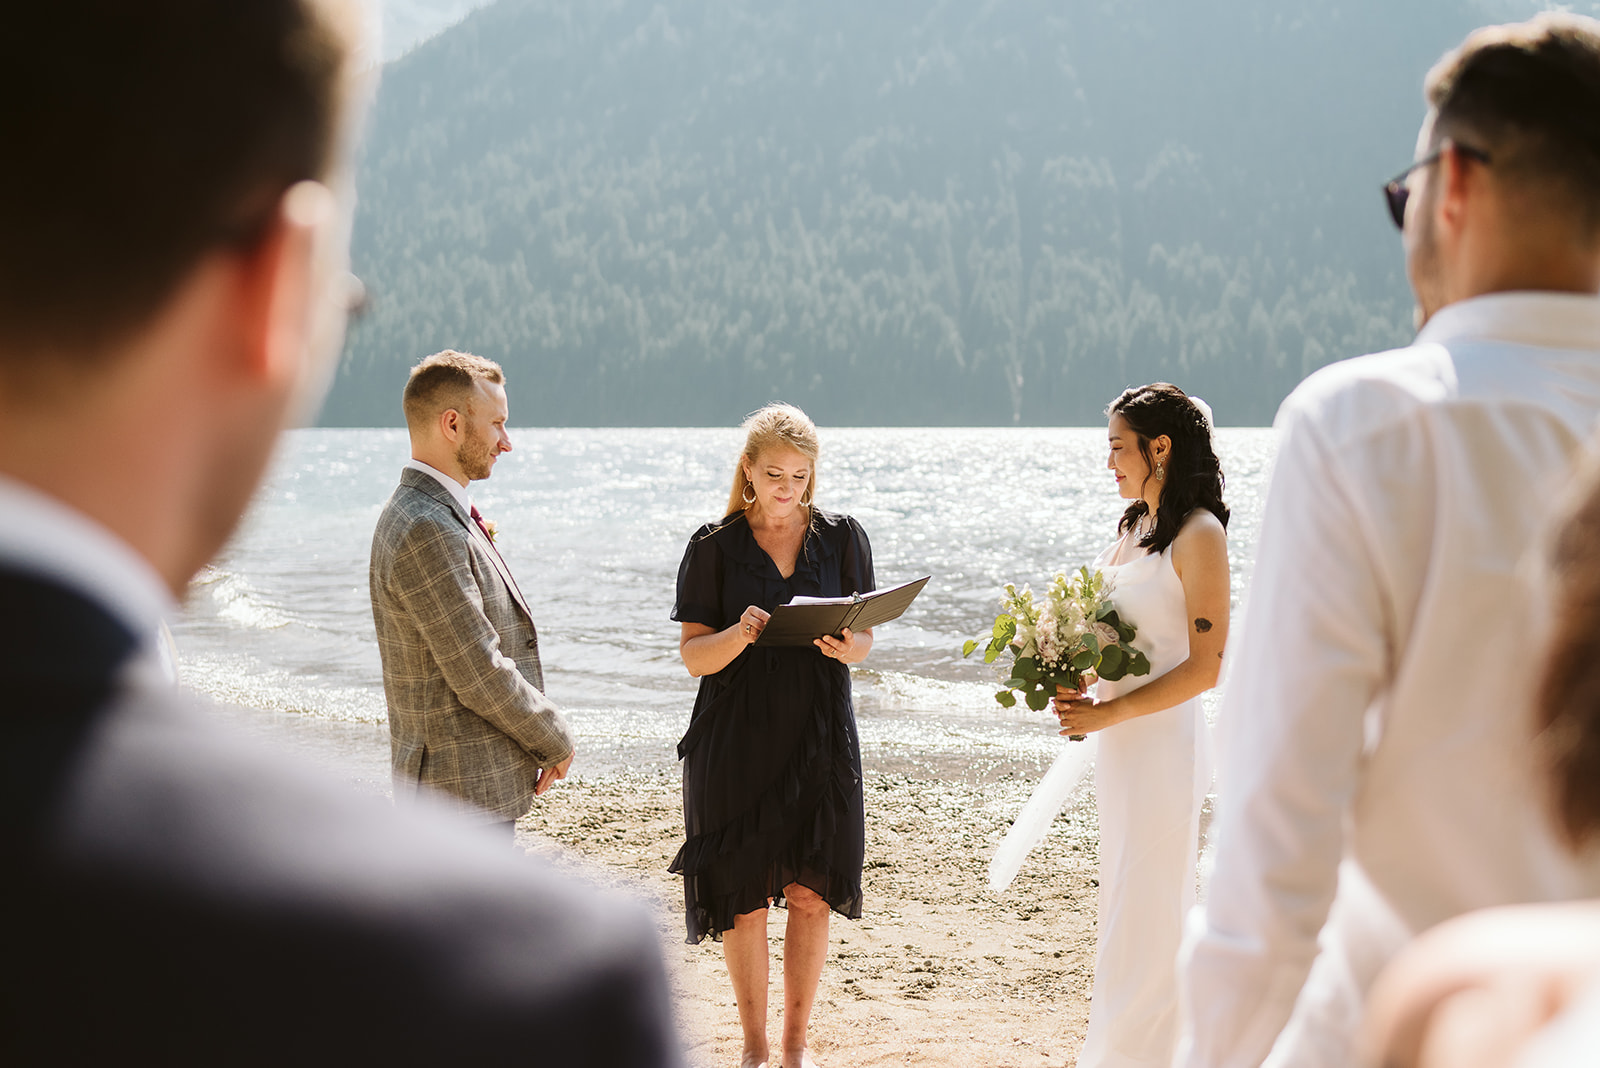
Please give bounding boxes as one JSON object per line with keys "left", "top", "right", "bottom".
{"left": 329, "top": 0, "right": 1554, "bottom": 425}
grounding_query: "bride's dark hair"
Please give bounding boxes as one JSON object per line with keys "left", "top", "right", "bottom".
{"left": 1108, "top": 382, "right": 1229, "bottom": 554}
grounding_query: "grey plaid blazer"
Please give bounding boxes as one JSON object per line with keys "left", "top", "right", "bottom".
{"left": 370, "top": 468, "right": 573, "bottom": 821}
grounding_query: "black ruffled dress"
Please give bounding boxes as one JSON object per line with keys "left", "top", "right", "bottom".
{"left": 669, "top": 509, "right": 872, "bottom": 944}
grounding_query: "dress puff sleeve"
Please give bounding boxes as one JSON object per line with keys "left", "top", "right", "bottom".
{"left": 839, "top": 515, "right": 875, "bottom": 598}
{"left": 672, "top": 523, "right": 726, "bottom": 628}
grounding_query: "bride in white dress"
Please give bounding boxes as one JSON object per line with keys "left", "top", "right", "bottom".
{"left": 1055, "top": 383, "right": 1232, "bottom": 1068}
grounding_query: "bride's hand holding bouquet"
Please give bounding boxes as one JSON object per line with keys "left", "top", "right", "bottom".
{"left": 1053, "top": 683, "right": 1127, "bottom": 737}
{"left": 963, "top": 566, "right": 1150, "bottom": 739}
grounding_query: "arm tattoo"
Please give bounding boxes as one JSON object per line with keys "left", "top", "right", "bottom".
{"left": 1194, "top": 617, "right": 1213, "bottom": 633}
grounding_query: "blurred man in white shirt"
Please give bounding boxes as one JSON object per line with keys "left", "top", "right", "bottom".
{"left": 1177, "top": 14, "right": 1600, "bottom": 1068}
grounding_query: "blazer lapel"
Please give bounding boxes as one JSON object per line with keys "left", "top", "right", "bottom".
{"left": 398, "top": 470, "right": 535, "bottom": 623}
{"left": 467, "top": 517, "right": 535, "bottom": 622}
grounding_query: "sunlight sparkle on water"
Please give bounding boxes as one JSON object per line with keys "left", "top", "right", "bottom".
{"left": 177, "top": 427, "right": 1276, "bottom": 777}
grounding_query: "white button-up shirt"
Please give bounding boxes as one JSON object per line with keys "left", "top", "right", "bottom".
{"left": 1177, "top": 292, "right": 1600, "bottom": 1068}
{"left": 1517, "top": 975, "right": 1600, "bottom": 1067}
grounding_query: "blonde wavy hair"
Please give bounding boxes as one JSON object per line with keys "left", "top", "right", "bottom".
{"left": 726, "top": 403, "right": 820, "bottom": 518}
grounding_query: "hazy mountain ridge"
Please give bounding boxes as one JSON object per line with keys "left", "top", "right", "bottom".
{"left": 378, "top": 0, "right": 490, "bottom": 61}
{"left": 331, "top": 0, "right": 1568, "bottom": 426}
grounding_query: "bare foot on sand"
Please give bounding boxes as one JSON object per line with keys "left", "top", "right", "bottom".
{"left": 739, "top": 1047, "right": 769, "bottom": 1068}
{"left": 781, "top": 1048, "right": 817, "bottom": 1068}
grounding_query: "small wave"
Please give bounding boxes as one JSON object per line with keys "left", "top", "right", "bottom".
{"left": 201, "top": 568, "right": 296, "bottom": 631}
{"left": 856, "top": 668, "right": 1018, "bottom": 713}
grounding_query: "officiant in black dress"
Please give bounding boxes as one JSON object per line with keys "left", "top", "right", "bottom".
{"left": 671, "top": 402, "right": 873, "bottom": 1068}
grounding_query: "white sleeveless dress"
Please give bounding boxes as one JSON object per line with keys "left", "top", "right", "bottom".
{"left": 1077, "top": 531, "right": 1212, "bottom": 1068}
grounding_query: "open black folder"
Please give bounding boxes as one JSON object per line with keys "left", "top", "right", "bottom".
{"left": 754, "top": 576, "right": 931, "bottom": 647}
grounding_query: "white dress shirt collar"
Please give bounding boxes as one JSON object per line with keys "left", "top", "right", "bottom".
{"left": 404, "top": 458, "right": 475, "bottom": 514}
{"left": 0, "top": 473, "right": 178, "bottom": 684}
{"left": 0, "top": 474, "right": 176, "bottom": 631}
{"left": 1417, "top": 290, "right": 1600, "bottom": 351}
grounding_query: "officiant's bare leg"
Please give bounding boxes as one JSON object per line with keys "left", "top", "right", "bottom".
{"left": 780, "top": 883, "right": 830, "bottom": 1067}
{"left": 723, "top": 907, "right": 771, "bottom": 1068}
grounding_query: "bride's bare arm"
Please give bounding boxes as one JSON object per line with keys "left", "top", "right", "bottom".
{"left": 1055, "top": 510, "right": 1230, "bottom": 734}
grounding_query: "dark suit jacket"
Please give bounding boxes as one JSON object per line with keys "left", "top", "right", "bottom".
{"left": 370, "top": 468, "right": 573, "bottom": 820}
{"left": 2, "top": 565, "right": 682, "bottom": 1066}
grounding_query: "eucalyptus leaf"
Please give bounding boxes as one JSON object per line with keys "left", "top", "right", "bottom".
{"left": 996, "top": 690, "right": 1017, "bottom": 708}
{"left": 962, "top": 639, "right": 978, "bottom": 658}
{"left": 1100, "top": 644, "right": 1125, "bottom": 676}
{"left": 993, "top": 615, "right": 1017, "bottom": 644}
{"left": 1025, "top": 689, "right": 1049, "bottom": 711}
{"left": 1129, "top": 650, "right": 1152, "bottom": 676}
{"left": 1071, "top": 648, "right": 1096, "bottom": 671}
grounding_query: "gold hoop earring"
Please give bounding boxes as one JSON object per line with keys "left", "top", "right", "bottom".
{"left": 742, "top": 484, "right": 756, "bottom": 505}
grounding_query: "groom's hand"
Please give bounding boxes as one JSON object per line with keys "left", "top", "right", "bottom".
{"left": 534, "top": 748, "right": 575, "bottom": 795}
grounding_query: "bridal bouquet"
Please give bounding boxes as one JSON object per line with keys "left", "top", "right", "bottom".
{"left": 963, "top": 566, "right": 1150, "bottom": 718}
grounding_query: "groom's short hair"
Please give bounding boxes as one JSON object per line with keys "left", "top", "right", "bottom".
{"left": 403, "top": 350, "right": 507, "bottom": 430}
{"left": 1426, "top": 12, "right": 1600, "bottom": 236}
{"left": 0, "top": 0, "right": 356, "bottom": 368}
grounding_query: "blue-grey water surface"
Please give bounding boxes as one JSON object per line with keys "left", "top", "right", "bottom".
{"left": 177, "top": 427, "right": 1276, "bottom": 787}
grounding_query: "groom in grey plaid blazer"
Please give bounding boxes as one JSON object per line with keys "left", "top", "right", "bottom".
{"left": 371, "top": 350, "right": 575, "bottom": 828}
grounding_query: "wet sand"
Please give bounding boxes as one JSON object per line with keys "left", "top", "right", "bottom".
{"left": 519, "top": 769, "right": 1101, "bottom": 1068}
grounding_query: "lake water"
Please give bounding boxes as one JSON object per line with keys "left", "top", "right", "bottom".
{"left": 176, "top": 426, "right": 1277, "bottom": 788}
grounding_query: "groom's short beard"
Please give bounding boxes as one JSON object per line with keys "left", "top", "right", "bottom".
{"left": 456, "top": 432, "right": 493, "bottom": 482}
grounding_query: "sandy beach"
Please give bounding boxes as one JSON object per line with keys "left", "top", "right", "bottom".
{"left": 518, "top": 768, "right": 1103, "bottom": 1068}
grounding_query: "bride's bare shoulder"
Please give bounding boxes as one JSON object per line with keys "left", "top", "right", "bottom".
{"left": 1171, "top": 510, "right": 1228, "bottom": 575}
{"left": 1177, "top": 508, "right": 1227, "bottom": 542}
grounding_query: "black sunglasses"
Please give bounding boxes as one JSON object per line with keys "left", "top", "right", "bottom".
{"left": 1382, "top": 143, "right": 1492, "bottom": 230}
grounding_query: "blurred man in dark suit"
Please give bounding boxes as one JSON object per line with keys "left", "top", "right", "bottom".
{"left": 0, "top": 3, "right": 681, "bottom": 1063}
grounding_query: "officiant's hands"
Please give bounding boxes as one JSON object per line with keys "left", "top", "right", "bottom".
{"left": 738, "top": 605, "right": 770, "bottom": 644}
{"left": 816, "top": 626, "right": 873, "bottom": 665}
{"left": 1054, "top": 685, "right": 1125, "bottom": 736}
